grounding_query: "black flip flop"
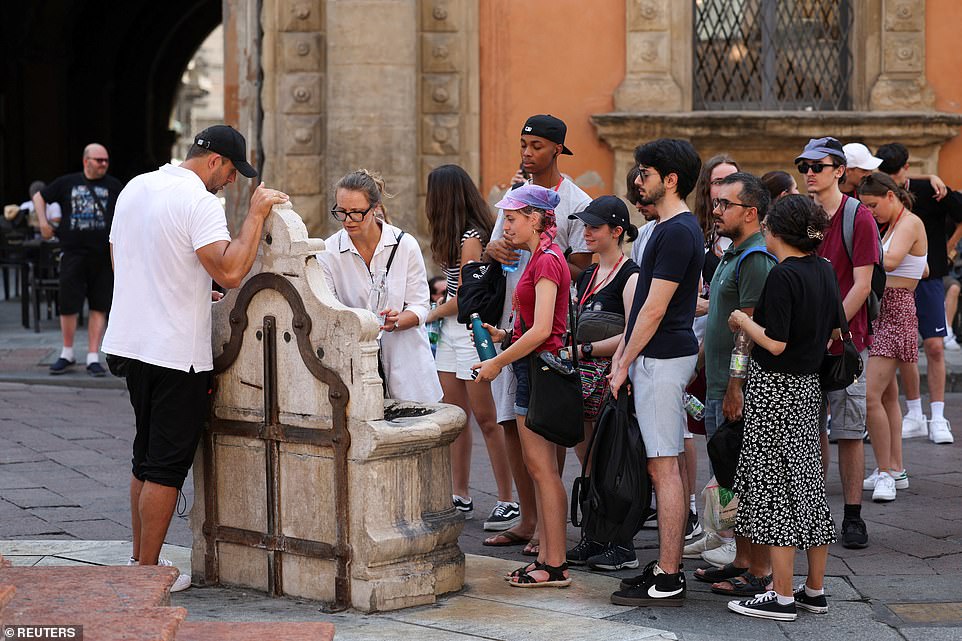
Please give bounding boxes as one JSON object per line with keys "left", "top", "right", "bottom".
{"left": 693, "top": 562, "right": 748, "bottom": 583}
{"left": 483, "top": 530, "right": 527, "bottom": 547}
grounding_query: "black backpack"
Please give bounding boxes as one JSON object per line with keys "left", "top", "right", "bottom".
{"left": 457, "top": 261, "right": 506, "bottom": 325}
{"left": 571, "top": 391, "right": 652, "bottom": 544}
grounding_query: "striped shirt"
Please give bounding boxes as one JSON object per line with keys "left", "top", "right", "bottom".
{"left": 443, "top": 228, "right": 484, "bottom": 299}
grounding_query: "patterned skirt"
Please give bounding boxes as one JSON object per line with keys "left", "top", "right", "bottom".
{"left": 579, "top": 357, "right": 611, "bottom": 421}
{"left": 733, "top": 360, "right": 837, "bottom": 549}
{"left": 870, "top": 287, "right": 919, "bottom": 363}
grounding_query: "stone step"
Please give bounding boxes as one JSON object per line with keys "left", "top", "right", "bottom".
{"left": 4, "top": 606, "right": 186, "bottom": 641}
{"left": 175, "top": 621, "right": 335, "bottom": 641}
{"left": 0, "top": 554, "right": 10, "bottom": 568}
{"left": 0, "top": 584, "right": 15, "bottom": 623}
{"left": 0, "top": 565, "right": 180, "bottom": 611}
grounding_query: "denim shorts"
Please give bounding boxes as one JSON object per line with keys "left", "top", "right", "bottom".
{"left": 511, "top": 358, "right": 530, "bottom": 416}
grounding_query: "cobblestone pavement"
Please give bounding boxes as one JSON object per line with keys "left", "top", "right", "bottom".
{"left": 2, "top": 381, "right": 962, "bottom": 639}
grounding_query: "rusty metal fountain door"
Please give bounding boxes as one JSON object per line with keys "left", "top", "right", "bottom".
{"left": 190, "top": 204, "right": 466, "bottom": 612}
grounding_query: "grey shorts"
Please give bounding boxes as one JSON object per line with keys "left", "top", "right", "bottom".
{"left": 491, "top": 344, "right": 517, "bottom": 423}
{"left": 819, "top": 349, "right": 868, "bottom": 440}
{"left": 629, "top": 354, "right": 698, "bottom": 458}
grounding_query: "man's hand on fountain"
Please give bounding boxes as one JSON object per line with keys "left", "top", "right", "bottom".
{"left": 251, "top": 182, "right": 290, "bottom": 219}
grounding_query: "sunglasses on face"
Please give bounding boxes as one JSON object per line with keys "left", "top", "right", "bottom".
{"left": 796, "top": 161, "right": 839, "bottom": 175}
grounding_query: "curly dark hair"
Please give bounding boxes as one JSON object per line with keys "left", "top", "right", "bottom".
{"left": 633, "top": 138, "right": 702, "bottom": 200}
{"left": 765, "top": 194, "right": 830, "bottom": 253}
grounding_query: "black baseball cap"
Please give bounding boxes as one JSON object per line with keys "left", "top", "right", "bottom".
{"left": 569, "top": 195, "right": 629, "bottom": 228}
{"left": 522, "top": 114, "right": 573, "bottom": 155}
{"left": 193, "top": 125, "right": 258, "bottom": 178}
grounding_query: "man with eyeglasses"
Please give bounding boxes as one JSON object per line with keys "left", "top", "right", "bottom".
{"left": 690, "top": 172, "right": 775, "bottom": 596}
{"left": 33, "top": 143, "right": 124, "bottom": 376}
{"left": 797, "top": 136, "right": 877, "bottom": 550}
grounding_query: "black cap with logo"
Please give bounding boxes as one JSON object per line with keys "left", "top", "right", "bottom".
{"left": 193, "top": 125, "right": 258, "bottom": 178}
{"left": 569, "top": 195, "right": 630, "bottom": 228}
{"left": 521, "top": 114, "right": 573, "bottom": 155}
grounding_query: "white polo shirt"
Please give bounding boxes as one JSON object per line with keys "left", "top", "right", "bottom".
{"left": 103, "top": 164, "right": 231, "bottom": 372}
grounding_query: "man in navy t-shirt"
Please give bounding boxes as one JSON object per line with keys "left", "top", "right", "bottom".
{"left": 609, "top": 139, "right": 704, "bottom": 608}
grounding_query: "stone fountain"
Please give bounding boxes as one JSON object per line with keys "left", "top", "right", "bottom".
{"left": 190, "top": 203, "right": 465, "bottom": 612}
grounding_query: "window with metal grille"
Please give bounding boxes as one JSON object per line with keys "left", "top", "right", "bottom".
{"left": 693, "top": 0, "right": 854, "bottom": 111}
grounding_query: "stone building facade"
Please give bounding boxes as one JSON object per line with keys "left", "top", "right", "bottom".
{"left": 220, "top": 0, "right": 962, "bottom": 251}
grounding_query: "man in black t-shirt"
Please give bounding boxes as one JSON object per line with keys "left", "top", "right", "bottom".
{"left": 33, "top": 143, "right": 123, "bottom": 377}
{"left": 877, "top": 143, "right": 962, "bottom": 445}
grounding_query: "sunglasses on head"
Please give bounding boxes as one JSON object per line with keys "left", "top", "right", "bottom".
{"left": 796, "top": 161, "right": 839, "bottom": 175}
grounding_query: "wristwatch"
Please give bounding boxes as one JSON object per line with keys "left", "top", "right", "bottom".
{"left": 581, "top": 342, "right": 593, "bottom": 358}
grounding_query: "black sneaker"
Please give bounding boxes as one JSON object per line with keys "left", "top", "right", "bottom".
{"left": 684, "top": 510, "right": 702, "bottom": 541}
{"left": 610, "top": 560, "right": 685, "bottom": 606}
{"left": 452, "top": 495, "right": 473, "bottom": 520}
{"left": 483, "top": 501, "right": 520, "bottom": 531}
{"left": 792, "top": 585, "right": 828, "bottom": 614}
{"left": 727, "top": 591, "right": 797, "bottom": 621}
{"left": 588, "top": 543, "right": 639, "bottom": 571}
{"left": 566, "top": 537, "right": 605, "bottom": 566}
{"left": 619, "top": 561, "right": 685, "bottom": 590}
{"left": 86, "top": 362, "right": 108, "bottom": 377}
{"left": 841, "top": 517, "right": 868, "bottom": 549}
{"left": 49, "top": 357, "right": 75, "bottom": 375}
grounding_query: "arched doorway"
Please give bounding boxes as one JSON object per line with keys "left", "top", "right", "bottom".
{"left": 1, "top": 0, "right": 221, "bottom": 202}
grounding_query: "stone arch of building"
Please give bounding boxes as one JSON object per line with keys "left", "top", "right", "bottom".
{"left": 2, "top": 0, "right": 221, "bottom": 201}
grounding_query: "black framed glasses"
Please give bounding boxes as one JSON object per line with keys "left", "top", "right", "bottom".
{"left": 330, "top": 204, "right": 374, "bottom": 222}
{"left": 712, "top": 198, "right": 751, "bottom": 212}
{"left": 796, "top": 161, "right": 838, "bottom": 175}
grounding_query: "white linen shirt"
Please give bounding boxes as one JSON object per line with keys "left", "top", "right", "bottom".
{"left": 103, "top": 164, "right": 231, "bottom": 372}
{"left": 317, "top": 223, "right": 442, "bottom": 404}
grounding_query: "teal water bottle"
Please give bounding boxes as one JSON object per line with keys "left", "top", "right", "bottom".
{"left": 470, "top": 313, "right": 497, "bottom": 361}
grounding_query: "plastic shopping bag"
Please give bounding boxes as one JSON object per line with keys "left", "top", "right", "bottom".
{"left": 702, "top": 475, "right": 739, "bottom": 532}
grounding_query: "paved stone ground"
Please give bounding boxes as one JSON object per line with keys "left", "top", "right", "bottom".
{"left": 3, "top": 297, "right": 962, "bottom": 638}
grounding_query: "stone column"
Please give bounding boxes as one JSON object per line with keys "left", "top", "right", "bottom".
{"left": 417, "top": 0, "right": 480, "bottom": 235}
{"left": 325, "top": 0, "right": 419, "bottom": 236}
{"left": 869, "top": 0, "right": 935, "bottom": 110}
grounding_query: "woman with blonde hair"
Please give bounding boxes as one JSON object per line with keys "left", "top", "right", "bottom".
{"left": 317, "top": 169, "right": 441, "bottom": 403}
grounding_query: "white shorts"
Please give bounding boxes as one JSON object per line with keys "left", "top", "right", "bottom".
{"left": 435, "top": 319, "right": 477, "bottom": 381}
{"left": 629, "top": 354, "right": 698, "bottom": 458}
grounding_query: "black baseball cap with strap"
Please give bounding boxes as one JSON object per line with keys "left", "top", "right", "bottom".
{"left": 193, "top": 125, "right": 258, "bottom": 178}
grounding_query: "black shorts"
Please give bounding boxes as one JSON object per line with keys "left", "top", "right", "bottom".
{"left": 123, "top": 358, "right": 212, "bottom": 489}
{"left": 58, "top": 250, "right": 113, "bottom": 314}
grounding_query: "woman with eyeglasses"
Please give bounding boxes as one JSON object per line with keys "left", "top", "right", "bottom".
{"left": 858, "top": 172, "right": 928, "bottom": 503}
{"left": 725, "top": 195, "right": 841, "bottom": 621}
{"left": 317, "top": 169, "right": 442, "bottom": 403}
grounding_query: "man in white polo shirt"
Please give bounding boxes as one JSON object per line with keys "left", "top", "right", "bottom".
{"left": 103, "top": 125, "right": 288, "bottom": 591}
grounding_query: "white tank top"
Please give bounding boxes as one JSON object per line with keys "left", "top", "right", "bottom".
{"left": 882, "top": 235, "right": 927, "bottom": 279}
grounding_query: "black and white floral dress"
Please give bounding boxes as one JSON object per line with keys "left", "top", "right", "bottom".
{"left": 732, "top": 254, "right": 839, "bottom": 550}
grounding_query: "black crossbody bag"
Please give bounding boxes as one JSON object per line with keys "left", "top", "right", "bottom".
{"left": 819, "top": 275, "right": 863, "bottom": 391}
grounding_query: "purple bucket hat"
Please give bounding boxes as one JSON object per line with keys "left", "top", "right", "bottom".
{"left": 495, "top": 183, "right": 561, "bottom": 212}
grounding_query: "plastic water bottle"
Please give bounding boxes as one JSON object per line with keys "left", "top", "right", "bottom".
{"left": 501, "top": 249, "right": 526, "bottom": 273}
{"left": 427, "top": 302, "right": 441, "bottom": 346}
{"left": 470, "top": 313, "right": 497, "bottom": 361}
{"left": 730, "top": 330, "right": 750, "bottom": 379}
{"left": 683, "top": 393, "right": 705, "bottom": 420}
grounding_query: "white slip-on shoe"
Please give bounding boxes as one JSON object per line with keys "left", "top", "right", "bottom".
{"left": 872, "top": 472, "right": 896, "bottom": 502}
{"left": 902, "top": 414, "right": 928, "bottom": 439}
{"left": 929, "top": 418, "right": 954, "bottom": 444}
{"left": 683, "top": 530, "right": 725, "bottom": 559}
{"left": 701, "top": 538, "right": 737, "bottom": 568}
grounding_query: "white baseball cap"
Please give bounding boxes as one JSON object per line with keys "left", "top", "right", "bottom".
{"left": 843, "top": 143, "right": 882, "bottom": 171}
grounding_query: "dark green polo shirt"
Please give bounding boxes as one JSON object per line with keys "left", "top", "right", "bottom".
{"left": 704, "top": 232, "right": 774, "bottom": 399}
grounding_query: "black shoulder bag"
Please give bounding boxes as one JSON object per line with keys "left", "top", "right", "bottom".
{"left": 457, "top": 261, "right": 506, "bottom": 325}
{"left": 819, "top": 274, "right": 863, "bottom": 391}
{"left": 523, "top": 274, "right": 584, "bottom": 447}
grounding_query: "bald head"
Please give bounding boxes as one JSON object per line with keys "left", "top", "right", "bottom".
{"left": 83, "top": 143, "right": 110, "bottom": 180}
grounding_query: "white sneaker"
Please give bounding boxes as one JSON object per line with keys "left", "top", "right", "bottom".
{"left": 944, "top": 335, "right": 961, "bottom": 351}
{"left": 872, "top": 472, "right": 897, "bottom": 502}
{"left": 929, "top": 418, "right": 954, "bottom": 444}
{"left": 701, "top": 538, "right": 737, "bottom": 568}
{"left": 683, "top": 530, "right": 726, "bottom": 559}
{"left": 902, "top": 414, "right": 928, "bottom": 439}
{"left": 891, "top": 468, "right": 910, "bottom": 490}
{"left": 127, "top": 556, "right": 191, "bottom": 592}
{"left": 863, "top": 468, "right": 879, "bottom": 491}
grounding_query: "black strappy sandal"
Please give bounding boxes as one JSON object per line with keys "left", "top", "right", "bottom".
{"left": 508, "top": 561, "right": 571, "bottom": 588}
{"left": 504, "top": 561, "right": 537, "bottom": 582}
